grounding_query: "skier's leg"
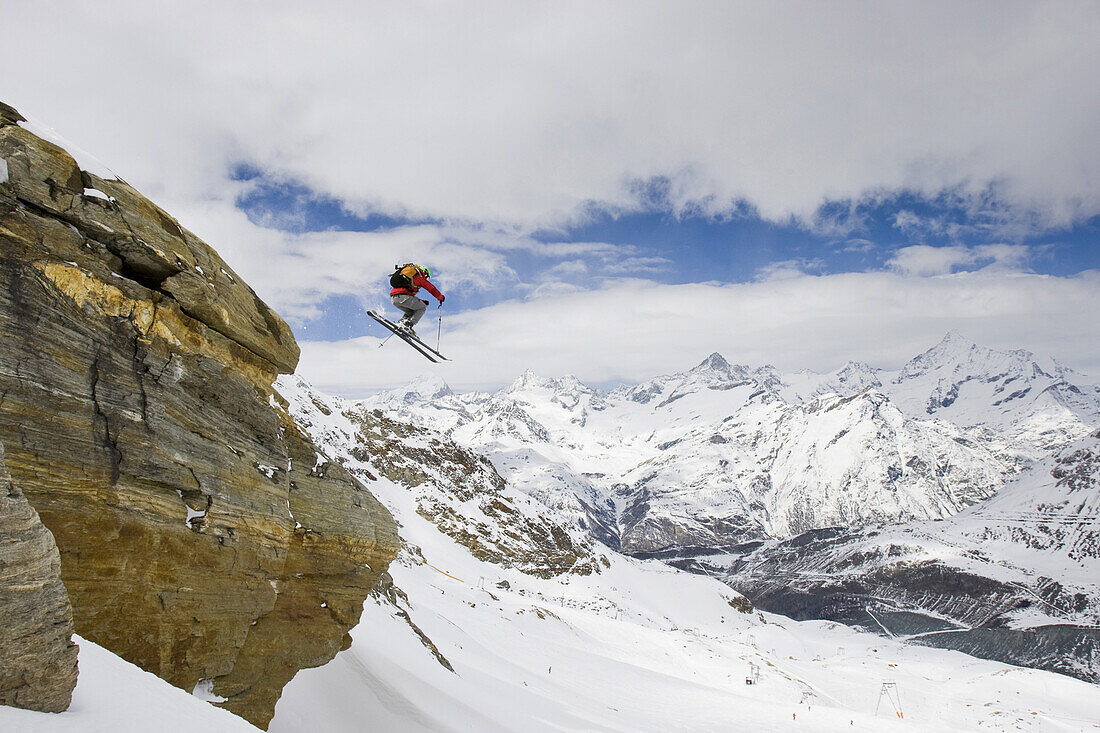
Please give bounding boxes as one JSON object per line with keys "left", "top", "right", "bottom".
{"left": 406, "top": 298, "right": 429, "bottom": 326}
{"left": 391, "top": 294, "right": 416, "bottom": 321}
{"left": 391, "top": 295, "right": 427, "bottom": 328}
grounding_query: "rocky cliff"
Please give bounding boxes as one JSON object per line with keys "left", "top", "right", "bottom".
{"left": 0, "top": 101, "right": 399, "bottom": 728}
{"left": 0, "top": 441, "right": 79, "bottom": 713}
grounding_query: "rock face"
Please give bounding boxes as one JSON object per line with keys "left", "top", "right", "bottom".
{"left": 0, "top": 102, "right": 399, "bottom": 728}
{"left": 279, "top": 375, "right": 609, "bottom": 580}
{"left": 0, "top": 441, "right": 79, "bottom": 713}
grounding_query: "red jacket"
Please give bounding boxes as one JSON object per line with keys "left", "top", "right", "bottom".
{"left": 391, "top": 273, "right": 443, "bottom": 302}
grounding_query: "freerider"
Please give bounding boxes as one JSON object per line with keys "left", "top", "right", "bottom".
{"left": 388, "top": 263, "right": 445, "bottom": 336}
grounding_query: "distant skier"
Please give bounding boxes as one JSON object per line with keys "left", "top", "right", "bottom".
{"left": 389, "top": 263, "right": 444, "bottom": 335}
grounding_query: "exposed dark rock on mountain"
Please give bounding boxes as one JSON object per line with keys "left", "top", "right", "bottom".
{"left": 688, "top": 430, "right": 1100, "bottom": 683}
{"left": 280, "top": 375, "right": 610, "bottom": 580}
{"left": 0, "top": 441, "right": 79, "bottom": 713}
{"left": 0, "top": 102, "right": 398, "bottom": 728}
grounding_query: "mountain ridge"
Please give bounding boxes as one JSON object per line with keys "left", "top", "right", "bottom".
{"left": 356, "top": 333, "right": 1100, "bottom": 680}
{"left": 362, "top": 333, "right": 1099, "bottom": 553}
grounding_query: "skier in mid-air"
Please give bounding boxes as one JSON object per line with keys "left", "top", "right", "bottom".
{"left": 389, "top": 263, "right": 444, "bottom": 335}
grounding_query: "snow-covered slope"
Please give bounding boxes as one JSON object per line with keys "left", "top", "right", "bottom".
{"left": 12, "top": 371, "right": 1099, "bottom": 732}
{"left": 348, "top": 334, "right": 1100, "bottom": 686}
{"left": 260, "top": 375, "right": 1100, "bottom": 732}
{"left": 360, "top": 335, "right": 1098, "bottom": 554}
{"left": 779, "top": 361, "right": 884, "bottom": 403}
{"left": 0, "top": 638, "right": 261, "bottom": 732}
{"left": 706, "top": 429, "right": 1100, "bottom": 682}
{"left": 882, "top": 332, "right": 1100, "bottom": 453}
{"left": 277, "top": 374, "right": 606, "bottom": 578}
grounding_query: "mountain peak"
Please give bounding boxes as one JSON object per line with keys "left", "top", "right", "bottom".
{"left": 406, "top": 373, "right": 452, "bottom": 398}
{"left": 941, "top": 329, "right": 971, "bottom": 345}
{"left": 685, "top": 353, "right": 749, "bottom": 380}
{"left": 504, "top": 369, "right": 553, "bottom": 393}
{"left": 898, "top": 332, "right": 982, "bottom": 379}
{"left": 687, "top": 352, "right": 757, "bottom": 384}
{"left": 371, "top": 374, "right": 453, "bottom": 405}
{"left": 837, "top": 360, "right": 879, "bottom": 378}
{"left": 930, "top": 330, "right": 980, "bottom": 357}
{"left": 900, "top": 332, "right": 1051, "bottom": 382}
{"left": 697, "top": 352, "right": 731, "bottom": 371}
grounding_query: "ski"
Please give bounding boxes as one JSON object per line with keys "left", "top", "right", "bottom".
{"left": 400, "top": 326, "right": 450, "bottom": 362}
{"left": 367, "top": 310, "right": 450, "bottom": 362}
{"left": 368, "top": 311, "right": 439, "bottom": 362}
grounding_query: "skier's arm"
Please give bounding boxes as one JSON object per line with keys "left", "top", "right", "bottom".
{"left": 415, "top": 275, "right": 444, "bottom": 302}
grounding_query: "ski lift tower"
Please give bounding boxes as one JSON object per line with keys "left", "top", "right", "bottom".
{"left": 875, "top": 681, "right": 903, "bottom": 719}
{"left": 745, "top": 662, "right": 760, "bottom": 685}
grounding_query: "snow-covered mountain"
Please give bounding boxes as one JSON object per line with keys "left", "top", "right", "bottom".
{"left": 361, "top": 334, "right": 1099, "bottom": 555}
{"left": 703, "top": 428, "right": 1100, "bottom": 682}
{"left": 351, "top": 333, "right": 1100, "bottom": 684}
{"left": 278, "top": 374, "right": 606, "bottom": 579}
{"left": 12, "top": 343, "right": 1098, "bottom": 731}
{"left": 882, "top": 331, "right": 1100, "bottom": 453}
{"left": 258, "top": 374, "right": 1099, "bottom": 731}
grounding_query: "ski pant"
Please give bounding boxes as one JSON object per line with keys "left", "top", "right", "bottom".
{"left": 391, "top": 294, "right": 429, "bottom": 325}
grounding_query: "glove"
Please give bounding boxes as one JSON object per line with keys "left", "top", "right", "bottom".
{"left": 421, "top": 299, "right": 429, "bottom": 305}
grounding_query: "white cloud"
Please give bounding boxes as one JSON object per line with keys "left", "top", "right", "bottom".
{"left": 887, "top": 245, "right": 976, "bottom": 276}
{"left": 886, "top": 243, "right": 1034, "bottom": 276}
{"left": 163, "top": 203, "right": 519, "bottom": 323}
{"left": 973, "top": 243, "right": 1033, "bottom": 270}
{"left": 298, "top": 268, "right": 1100, "bottom": 395}
{"left": 755, "top": 258, "right": 826, "bottom": 281}
{"left": 5, "top": 1, "right": 1099, "bottom": 232}
{"left": 7, "top": 3, "right": 1097, "bottom": 399}
{"left": 841, "top": 238, "right": 876, "bottom": 254}
{"left": 167, "top": 201, "right": 660, "bottom": 323}
{"left": 602, "top": 256, "right": 672, "bottom": 275}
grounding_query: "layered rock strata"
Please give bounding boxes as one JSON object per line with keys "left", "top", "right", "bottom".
{"left": 0, "top": 441, "right": 79, "bottom": 713}
{"left": 0, "top": 101, "right": 398, "bottom": 727}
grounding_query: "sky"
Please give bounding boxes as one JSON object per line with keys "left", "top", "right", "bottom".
{"left": 4, "top": 1, "right": 1099, "bottom": 395}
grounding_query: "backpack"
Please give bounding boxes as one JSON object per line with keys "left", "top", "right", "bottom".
{"left": 389, "top": 263, "right": 417, "bottom": 290}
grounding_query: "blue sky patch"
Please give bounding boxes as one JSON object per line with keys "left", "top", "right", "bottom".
{"left": 232, "top": 166, "right": 1099, "bottom": 337}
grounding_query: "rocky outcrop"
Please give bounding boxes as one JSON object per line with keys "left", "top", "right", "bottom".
{"left": 279, "top": 375, "right": 610, "bottom": 580}
{"left": 362, "top": 409, "right": 604, "bottom": 578}
{"left": 0, "top": 102, "right": 297, "bottom": 373}
{"left": 0, "top": 102, "right": 398, "bottom": 727}
{"left": 0, "top": 441, "right": 79, "bottom": 713}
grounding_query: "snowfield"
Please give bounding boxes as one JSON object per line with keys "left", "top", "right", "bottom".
{"left": 270, "top": 372, "right": 1099, "bottom": 732}
{"left": 8, "top": 516, "right": 1098, "bottom": 732}
{"left": 268, "top": 466, "right": 1100, "bottom": 733}
{"left": 0, "top": 638, "right": 261, "bottom": 732}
